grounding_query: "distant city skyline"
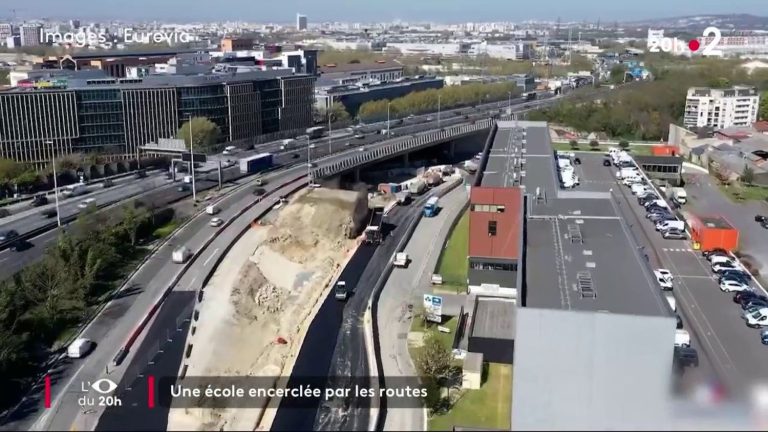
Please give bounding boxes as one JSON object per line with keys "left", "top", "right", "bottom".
{"left": 3, "top": 0, "right": 765, "bottom": 23}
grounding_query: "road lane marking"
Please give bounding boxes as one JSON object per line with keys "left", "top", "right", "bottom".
{"left": 203, "top": 248, "right": 219, "bottom": 266}
{"left": 187, "top": 276, "right": 198, "bottom": 291}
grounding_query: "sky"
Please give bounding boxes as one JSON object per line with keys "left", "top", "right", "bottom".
{"left": 5, "top": 0, "right": 766, "bottom": 23}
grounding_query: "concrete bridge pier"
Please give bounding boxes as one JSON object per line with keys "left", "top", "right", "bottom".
{"left": 449, "top": 141, "right": 456, "bottom": 158}
{"left": 354, "top": 167, "right": 361, "bottom": 183}
{"left": 402, "top": 153, "right": 409, "bottom": 166}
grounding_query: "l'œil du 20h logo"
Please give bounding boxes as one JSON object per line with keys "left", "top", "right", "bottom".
{"left": 648, "top": 27, "right": 724, "bottom": 57}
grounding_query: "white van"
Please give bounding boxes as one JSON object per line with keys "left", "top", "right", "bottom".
{"left": 675, "top": 329, "right": 690, "bottom": 347}
{"left": 68, "top": 338, "right": 93, "bottom": 358}
{"left": 657, "top": 220, "right": 685, "bottom": 232}
{"left": 206, "top": 205, "right": 220, "bottom": 215}
{"left": 744, "top": 307, "right": 768, "bottom": 328}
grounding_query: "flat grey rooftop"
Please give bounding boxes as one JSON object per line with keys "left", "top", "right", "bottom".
{"left": 481, "top": 127, "right": 520, "bottom": 187}
{"left": 509, "top": 121, "right": 670, "bottom": 317}
{"left": 470, "top": 297, "right": 516, "bottom": 340}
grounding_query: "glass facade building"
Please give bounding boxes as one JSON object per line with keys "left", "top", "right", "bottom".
{"left": 0, "top": 70, "right": 315, "bottom": 165}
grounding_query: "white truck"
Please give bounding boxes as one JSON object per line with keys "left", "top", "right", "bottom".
{"left": 408, "top": 179, "right": 427, "bottom": 195}
{"left": 61, "top": 183, "right": 88, "bottom": 198}
{"left": 394, "top": 252, "right": 409, "bottom": 267}
{"left": 67, "top": 338, "right": 94, "bottom": 359}
{"left": 206, "top": 205, "right": 220, "bottom": 215}
{"left": 172, "top": 246, "right": 192, "bottom": 264}
{"left": 672, "top": 187, "right": 687, "bottom": 204}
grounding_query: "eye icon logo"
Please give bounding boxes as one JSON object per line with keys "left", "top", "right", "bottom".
{"left": 91, "top": 378, "right": 117, "bottom": 394}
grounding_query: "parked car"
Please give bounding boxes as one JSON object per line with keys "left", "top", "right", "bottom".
{"left": 720, "top": 271, "right": 751, "bottom": 285}
{"left": 703, "top": 248, "right": 729, "bottom": 260}
{"left": 662, "top": 228, "right": 687, "bottom": 240}
{"left": 742, "top": 299, "right": 768, "bottom": 311}
{"left": 720, "top": 280, "right": 749, "bottom": 292}
{"left": 734, "top": 291, "right": 765, "bottom": 304}
{"left": 712, "top": 262, "right": 740, "bottom": 274}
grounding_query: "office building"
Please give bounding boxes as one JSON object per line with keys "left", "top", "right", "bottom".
{"left": 684, "top": 86, "right": 759, "bottom": 129}
{"left": 19, "top": 24, "right": 41, "bottom": 47}
{"left": 315, "top": 76, "right": 443, "bottom": 119}
{"left": 297, "top": 14, "right": 308, "bottom": 31}
{"left": 0, "top": 24, "right": 12, "bottom": 45}
{"left": 221, "top": 37, "right": 253, "bottom": 53}
{"left": 5, "top": 35, "right": 20, "bottom": 49}
{"left": 0, "top": 69, "right": 315, "bottom": 165}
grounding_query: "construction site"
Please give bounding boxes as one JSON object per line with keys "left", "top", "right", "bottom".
{"left": 167, "top": 187, "right": 369, "bottom": 431}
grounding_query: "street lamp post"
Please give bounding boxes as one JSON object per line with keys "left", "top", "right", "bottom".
{"left": 307, "top": 136, "right": 312, "bottom": 183}
{"left": 328, "top": 97, "right": 333, "bottom": 153}
{"left": 45, "top": 141, "right": 62, "bottom": 228}
{"left": 187, "top": 115, "right": 197, "bottom": 203}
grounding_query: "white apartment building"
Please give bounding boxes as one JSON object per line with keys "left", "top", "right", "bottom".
{"left": 684, "top": 86, "right": 760, "bottom": 129}
{"left": 0, "top": 24, "right": 12, "bottom": 46}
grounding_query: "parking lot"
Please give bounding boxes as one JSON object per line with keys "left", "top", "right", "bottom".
{"left": 575, "top": 151, "right": 768, "bottom": 401}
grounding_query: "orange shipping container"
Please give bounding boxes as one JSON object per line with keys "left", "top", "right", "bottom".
{"left": 687, "top": 214, "right": 739, "bottom": 252}
{"left": 651, "top": 145, "right": 679, "bottom": 156}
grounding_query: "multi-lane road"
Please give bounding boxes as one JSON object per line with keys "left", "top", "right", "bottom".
{"left": 2, "top": 103, "right": 503, "bottom": 431}
{"left": 0, "top": 91, "right": 569, "bottom": 431}
{"left": 0, "top": 94, "right": 559, "bottom": 279}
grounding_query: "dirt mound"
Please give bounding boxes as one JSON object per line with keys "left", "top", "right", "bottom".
{"left": 231, "top": 262, "right": 285, "bottom": 322}
{"left": 266, "top": 189, "right": 365, "bottom": 263}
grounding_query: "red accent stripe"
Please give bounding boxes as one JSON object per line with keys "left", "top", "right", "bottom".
{"left": 44, "top": 375, "right": 51, "bottom": 408}
{"left": 147, "top": 375, "right": 155, "bottom": 408}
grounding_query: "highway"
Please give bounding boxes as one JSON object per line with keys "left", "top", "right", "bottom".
{"left": 0, "top": 91, "right": 570, "bottom": 431}
{"left": 2, "top": 106, "right": 500, "bottom": 431}
{"left": 0, "top": 94, "right": 560, "bottom": 279}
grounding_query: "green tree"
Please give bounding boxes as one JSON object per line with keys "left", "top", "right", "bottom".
{"left": 323, "top": 102, "right": 351, "bottom": 123}
{"left": 177, "top": 117, "right": 222, "bottom": 154}
{"left": 742, "top": 164, "right": 755, "bottom": 185}
{"left": 619, "top": 140, "right": 630, "bottom": 150}
{"left": 119, "top": 205, "right": 149, "bottom": 247}
{"left": 569, "top": 140, "right": 579, "bottom": 150}
{"left": 56, "top": 154, "right": 81, "bottom": 172}
{"left": 0, "top": 70, "right": 9, "bottom": 85}
{"left": 589, "top": 139, "right": 600, "bottom": 150}
{"left": 609, "top": 65, "right": 627, "bottom": 84}
{"left": 0, "top": 159, "right": 22, "bottom": 181}
{"left": 416, "top": 332, "right": 453, "bottom": 382}
{"left": 759, "top": 91, "right": 768, "bottom": 121}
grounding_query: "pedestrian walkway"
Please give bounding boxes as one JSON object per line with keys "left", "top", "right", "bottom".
{"left": 663, "top": 247, "right": 695, "bottom": 253}
{"left": 377, "top": 183, "right": 469, "bottom": 432}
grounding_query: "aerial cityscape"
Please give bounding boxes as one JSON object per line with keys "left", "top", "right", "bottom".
{"left": 2, "top": 1, "right": 768, "bottom": 431}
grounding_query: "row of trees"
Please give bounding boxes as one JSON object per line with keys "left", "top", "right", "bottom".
{"left": 357, "top": 82, "right": 521, "bottom": 122}
{"left": 0, "top": 203, "right": 175, "bottom": 409}
{"left": 528, "top": 56, "right": 768, "bottom": 141}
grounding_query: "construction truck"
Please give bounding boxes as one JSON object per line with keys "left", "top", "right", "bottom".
{"left": 672, "top": 187, "right": 687, "bottom": 205}
{"left": 408, "top": 179, "right": 427, "bottom": 195}
{"left": 363, "top": 206, "right": 385, "bottom": 244}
